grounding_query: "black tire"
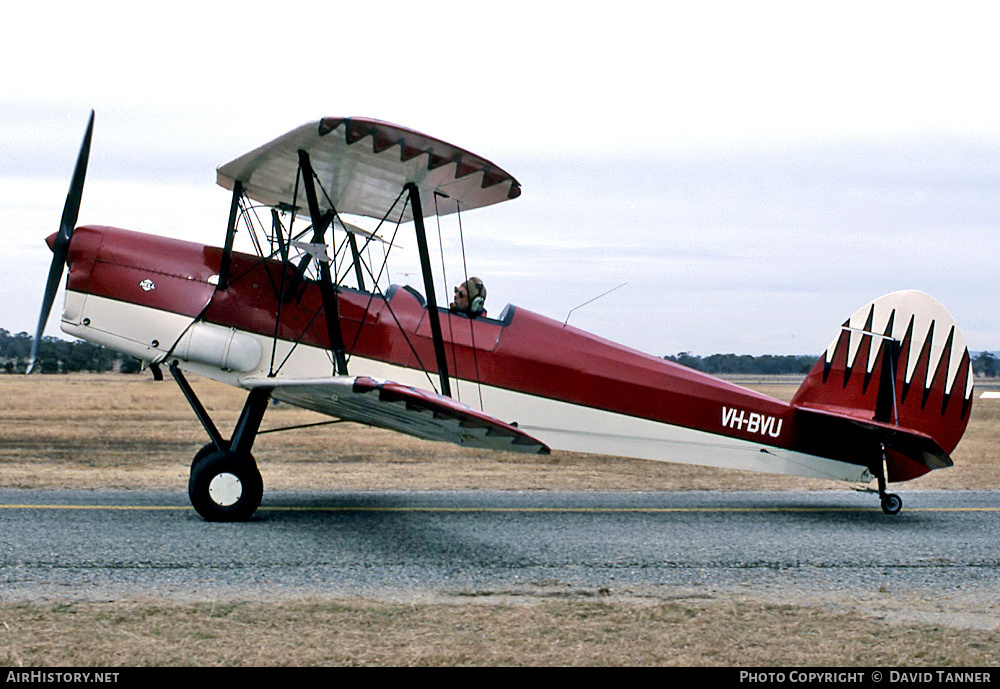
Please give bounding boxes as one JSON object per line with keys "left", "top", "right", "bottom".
{"left": 192, "top": 441, "right": 229, "bottom": 471}
{"left": 880, "top": 493, "right": 902, "bottom": 515}
{"left": 188, "top": 449, "right": 263, "bottom": 522}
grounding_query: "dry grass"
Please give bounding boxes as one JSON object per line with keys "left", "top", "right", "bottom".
{"left": 1, "top": 373, "right": 998, "bottom": 666}
{"left": 1, "top": 373, "right": 997, "bottom": 492}
{"left": 2, "top": 598, "right": 997, "bottom": 667}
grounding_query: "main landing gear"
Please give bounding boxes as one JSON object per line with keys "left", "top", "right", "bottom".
{"left": 170, "top": 363, "right": 271, "bottom": 521}
{"left": 188, "top": 442, "right": 264, "bottom": 522}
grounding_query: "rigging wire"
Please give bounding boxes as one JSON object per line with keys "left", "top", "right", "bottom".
{"left": 434, "top": 192, "right": 461, "bottom": 402}
{"left": 219, "top": 175, "right": 442, "bottom": 395}
{"left": 269, "top": 208, "right": 293, "bottom": 377}
{"left": 455, "top": 200, "right": 485, "bottom": 410}
{"left": 338, "top": 188, "right": 440, "bottom": 394}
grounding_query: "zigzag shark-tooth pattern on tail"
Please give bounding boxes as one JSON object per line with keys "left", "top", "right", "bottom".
{"left": 792, "top": 290, "right": 973, "bottom": 482}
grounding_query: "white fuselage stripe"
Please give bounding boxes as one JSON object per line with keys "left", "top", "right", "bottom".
{"left": 63, "top": 292, "right": 871, "bottom": 484}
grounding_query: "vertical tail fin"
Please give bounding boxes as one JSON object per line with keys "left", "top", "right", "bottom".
{"left": 792, "top": 290, "right": 973, "bottom": 480}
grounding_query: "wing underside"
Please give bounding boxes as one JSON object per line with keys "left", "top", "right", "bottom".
{"left": 243, "top": 375, "right": 549, "bottom": 455}
{"left": 216, "top": 117, "right": 520, "bottom": 223}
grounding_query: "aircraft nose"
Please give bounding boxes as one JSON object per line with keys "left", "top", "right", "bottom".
{"left": 45, "top": 232, "right": 58, "bottom": 252}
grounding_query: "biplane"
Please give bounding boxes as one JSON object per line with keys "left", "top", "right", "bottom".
{"left": 29, "top": 112, "right": 974, "bottom": 520}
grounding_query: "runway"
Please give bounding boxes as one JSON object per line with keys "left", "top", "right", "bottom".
{"left": 1, "top": 489, "right": 998, "bottom": 613}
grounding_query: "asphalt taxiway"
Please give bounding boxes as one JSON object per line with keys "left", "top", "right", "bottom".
{"left": 1, "top": 489, "right": 998, "bottom": 625}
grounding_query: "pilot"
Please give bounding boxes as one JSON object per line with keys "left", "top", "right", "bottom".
{"left": 450, "top": 277, "right": 487, "bottom": 317}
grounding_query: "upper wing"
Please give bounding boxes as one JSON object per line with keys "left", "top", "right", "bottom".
{"left": 216, "top": 117, "right": 521, "bottom": 224}
{"left": 243, "top": 375, "right": 549, "bottom": 455}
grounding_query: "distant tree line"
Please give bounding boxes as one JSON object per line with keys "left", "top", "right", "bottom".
{"left": 663, "top": 352, "right": 818, "bottom": 375}
{"left": 3, "top": 326, "right": 998, "bottom": 377}
{"left": 665, "top": 350, "right": 1000, "bottom": 377}
{"left": 974, "top": 352, "right": 999, "bottom": 377}
{"left": 0, "top": 328, "right": 141, "bottom": 374}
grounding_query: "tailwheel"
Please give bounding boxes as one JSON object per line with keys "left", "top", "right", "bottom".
{"left": 188, "top": 449, "right": 263, "bottom": 522}
{"left": 874, "top": 442, "right": 902, "bottom": 516}
{"left": 880, "top": 493, "right": 902, "bottom": 515}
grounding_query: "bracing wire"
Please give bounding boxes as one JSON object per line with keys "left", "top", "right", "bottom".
{"left": 338, "top": 188, "right": 440, "bottom": 394}
{"left": 455, "top": 201, "right": 485, "bottom": 410}
{"left": 434, "top": 193, "right": 461, "bottom": 402}
{"left": 225, "top": 176, "right": 441, "bottom": 393}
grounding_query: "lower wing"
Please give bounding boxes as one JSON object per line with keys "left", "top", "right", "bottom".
{"left": 242, "top": 375, "right": 550, "bottom": 455}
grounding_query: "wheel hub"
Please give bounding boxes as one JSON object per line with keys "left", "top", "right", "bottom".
{"left": 208, "top": 472, "right": 243, "bottom": 507}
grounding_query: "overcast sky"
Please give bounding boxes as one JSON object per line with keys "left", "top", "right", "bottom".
{"left": 2, "top": 1, "right": 998, "bottom": 357}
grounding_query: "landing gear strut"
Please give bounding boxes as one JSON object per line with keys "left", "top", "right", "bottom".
{"left": 875, "top": 443, "right": 902, "bottom": 515}
{"left": 170, "top": 363, "right": 271, "bottom": 521}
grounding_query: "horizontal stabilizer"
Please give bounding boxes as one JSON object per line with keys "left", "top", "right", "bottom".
{"left": 794, "top": 405, "right": 953, "bottom": 475}
{"left": 243, "top": 375, "right": 550, "bottom": 455}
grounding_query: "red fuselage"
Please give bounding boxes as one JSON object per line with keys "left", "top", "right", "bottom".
{"left": 60, "top": 225, "right": 958, "bottom": 483}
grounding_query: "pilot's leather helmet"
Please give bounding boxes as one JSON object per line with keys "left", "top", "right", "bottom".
{"left": 462, "top": 277, "right": 486, "bottom": 315}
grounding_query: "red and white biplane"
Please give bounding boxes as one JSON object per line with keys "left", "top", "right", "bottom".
{"left": 30, "top": 112, "right": 974, "bottom": 520}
